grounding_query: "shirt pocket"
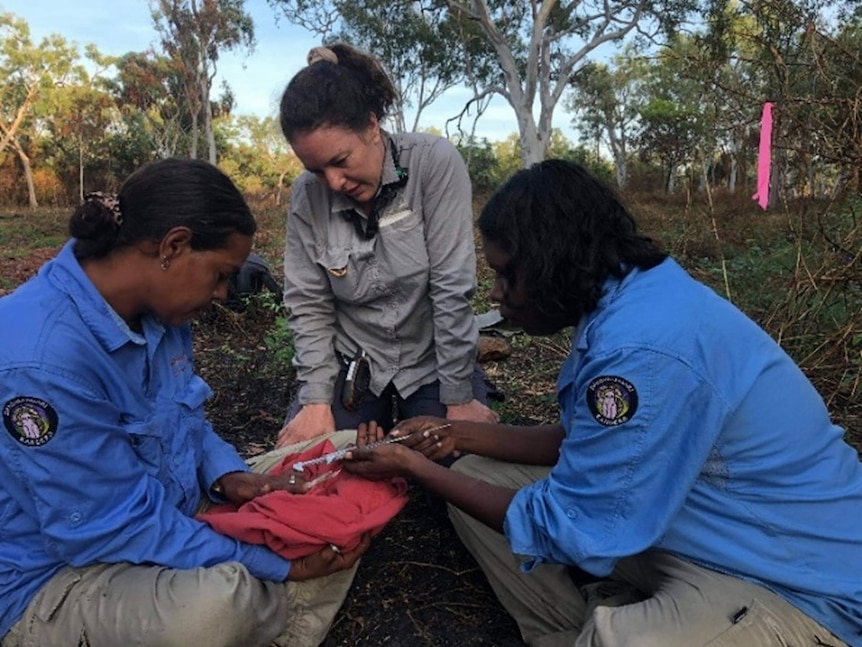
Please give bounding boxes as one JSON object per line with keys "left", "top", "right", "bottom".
{"left": 124, "top": 418, "right": 168, "bottom": 481}
{"left": 381, "top": 207, "right": 429, "bottom": 279}
{"left": 174, "top": 374, "right": 212, "bottom": 414}
{"left": 319, "top": 246, "right": 378, "bottom": 305}
{"left": 704, "top": 599, "right": 797, "bottom": 646}
{"left": 170, "top": 376, "right": 211, "bottom": 498}
{"left": 172, "top": 376, "right": 208, "bottom": 460}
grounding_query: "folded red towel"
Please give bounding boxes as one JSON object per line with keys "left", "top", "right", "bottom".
{"left": 197, "top": 440, "right": 409, "bottom": 559}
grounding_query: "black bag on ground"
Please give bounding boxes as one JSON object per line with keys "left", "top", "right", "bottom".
{"left": 225, "top": 251, "right": 283, "bottom": 311}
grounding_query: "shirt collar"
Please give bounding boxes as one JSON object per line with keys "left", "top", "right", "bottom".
{"left": 574, "top": 267, "right": 637, "bottom": 351}
{"left": 46, "top": 240, "right": 164, "bottom": 352}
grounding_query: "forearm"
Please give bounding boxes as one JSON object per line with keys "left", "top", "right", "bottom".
{"left": 408, "top": 457, "right": 514, "bottom": 533}
{"left": 452, "top": 421, "right": 565, "bottom": 466}
{"left": 199, "top": 422, "right": 250, "bottom": 491}
{"left": 428, "top": 248, "right": 478, "bottom": 404}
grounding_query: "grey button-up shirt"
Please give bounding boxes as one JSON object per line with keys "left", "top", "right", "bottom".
{"left": 284, "top": 131, "right": 479, "bottom": 406}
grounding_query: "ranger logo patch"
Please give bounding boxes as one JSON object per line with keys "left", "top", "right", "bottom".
{"left": 3, "top": 396, "right": 58, "bottom": 446}
{"left": 586, "top": 376, "right": 638, "bottom": 426}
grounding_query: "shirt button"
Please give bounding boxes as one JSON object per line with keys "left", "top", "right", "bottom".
{"left": 69, "top": 511, "right": 83, "bottom": 524}
{"left": 566, "top": 509, "right": 578, "bottom": 519}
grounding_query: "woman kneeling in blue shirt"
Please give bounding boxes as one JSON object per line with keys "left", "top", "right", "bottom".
{"left": 345, "top": 159, "right": 862, "bottom": 646}
{"left": 0, "top": 158, "right": 369, "bottom": 647}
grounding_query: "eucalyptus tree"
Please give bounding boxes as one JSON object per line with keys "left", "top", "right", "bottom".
{"left": 646, "top": 34, "right": 729, "bottom": 195}
{"left": 151, "top": 0, "right": 255, "bottom": 164}
{"left": 108, "top": 51, "right": 190, "bottom": 163}
{"left": 816, "top": 12, "right": 862, "bottom": 192}
{"left": 217, "top": 114, "right": 303, "bottom": 203}
{"left": 271, "top": 0, "right": 696, "bottom": 166}
{"left": 445, "top": 1, "right": 694, "bottom": 165}
{"left": 0, "top": 13, "right": 81, "bottom": 208}
{"left": 566, "top": 51, "right": 649, "bottom": 188}
{"left": 45, "top": 46, "right": 118, "bottom": 202}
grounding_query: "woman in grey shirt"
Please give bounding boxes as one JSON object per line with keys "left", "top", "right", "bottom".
{"left": 275, "top": 43, "right": 498, "bottom": 447}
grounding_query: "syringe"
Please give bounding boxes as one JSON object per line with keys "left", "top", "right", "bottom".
{"left": 291, "top": 423, "right": 452, "bottom": 472}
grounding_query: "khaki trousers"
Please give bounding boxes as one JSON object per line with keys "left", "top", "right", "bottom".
{"left": 2, "top": 430, "right": 359, "bottom": 647}
{"left": 449, "top": 455, "right": 847, "bottom": 647}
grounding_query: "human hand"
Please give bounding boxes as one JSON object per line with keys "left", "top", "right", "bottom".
{"left": 276, "top": 403, "right": 335, "bottom": 448}
{"left": 286, "top": 532, "right": 372, "bottom": 581}
{"left": 354, "top": 419, "right": 386, "bottom": 448}
{"left": 345, "top": 418, "right": 454, "bottom": 479}
{"left": 217, "top": 471, "right": 309, "bottom": 504}
{"left": 392, "top": 416, "right": 459, "bottom": 462}
{"left": 340, "top": 420, "right": 429, "bottom": 479}
{"left": 446, "top": 399, "right": 499, "bottom": 424}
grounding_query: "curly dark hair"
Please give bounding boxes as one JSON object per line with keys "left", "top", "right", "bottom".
{"left": 478, "top": 159, "right": 667, "bottom": 323}
{"left": 70, "top": 158, "right": 256, "bottom": 261}
{"left": 278, "top": 42, "right": 398, "bottom": 142}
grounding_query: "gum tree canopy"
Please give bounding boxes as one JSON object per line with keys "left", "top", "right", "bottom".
{"left": 269, "top": 0, "right": 695, "bottom": 166}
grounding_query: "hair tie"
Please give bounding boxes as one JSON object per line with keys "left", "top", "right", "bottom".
{"left": 307, "top": 46, "right": 338, "bottom": 66}
{"left": 84, "top": 191, "right": 123, "bottom": 227}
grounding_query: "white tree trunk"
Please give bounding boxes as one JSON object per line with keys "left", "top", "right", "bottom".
{"left": 453, "top": 0, "right": 647, "bottom": 168}
{"left": 607, "top": 126, "right": 628, "bottom": 188}
{"left": 189, "top": 110, "right": 199, "bottom": 159}
{"left": 10, "top": 138, "right": 38, "bottom": 208}
{"left": 202, "top": 72, "right": 216, "bottom": 164}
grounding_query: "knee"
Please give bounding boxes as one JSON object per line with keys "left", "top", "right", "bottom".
{"left": 158, "top": 564, "right": 287, "bottom": 647}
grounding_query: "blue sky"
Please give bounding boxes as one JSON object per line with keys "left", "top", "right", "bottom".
{"left": 0, "top": 0, "right": 567, "bottom": 143}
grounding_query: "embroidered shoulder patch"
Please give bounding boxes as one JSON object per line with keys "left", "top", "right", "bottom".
{"left": 3, "top": 396, "right": 58, "bottom": 446}
{"left": 586, "top": 376, "right": 638, "bottom": 426}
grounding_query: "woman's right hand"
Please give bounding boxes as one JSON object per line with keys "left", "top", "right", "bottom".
{"left": 389, "top": 416, "right": 457, "bottom": 462}
{"left": 286, "top": 533, "right": 372, "bottom": 581}
{"left": 276, "top": 403, "right": 335, "bottom": 447}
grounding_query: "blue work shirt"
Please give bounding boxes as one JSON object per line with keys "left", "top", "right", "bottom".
{"left": 505, "top": 258, "right": 862, "bottom": 645}
{"left": 0, "top": 241, "right": 291, "bottom": 637}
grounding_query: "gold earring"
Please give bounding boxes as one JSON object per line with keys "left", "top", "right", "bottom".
{"left": 160, "top": 257, "right": 170, "bottom": 270}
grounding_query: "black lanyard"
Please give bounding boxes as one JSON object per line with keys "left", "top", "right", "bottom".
{"left": 343, "top": 137, "right": 409, "bottom": 240}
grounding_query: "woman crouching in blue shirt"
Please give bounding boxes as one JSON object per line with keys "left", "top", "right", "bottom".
{"left": 0, "top": 158, "right": 369, "bottom": 647}
{"left": 345, "top": 159, "right": 862, "bottom": 646}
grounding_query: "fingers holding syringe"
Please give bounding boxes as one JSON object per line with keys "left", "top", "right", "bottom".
{"left": 390, "top": 418, "right": 456, "bottom": 461}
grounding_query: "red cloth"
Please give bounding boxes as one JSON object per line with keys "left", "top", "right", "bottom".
{"left": 197, "top": 440, "right": 408, "bottom": 559}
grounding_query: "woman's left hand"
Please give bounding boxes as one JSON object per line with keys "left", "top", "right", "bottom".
{"left": 354, "top": 420, "right": 386, "bottom": 448}
{"left": 217, "top": 471, "right": 309, "bottom": 504}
